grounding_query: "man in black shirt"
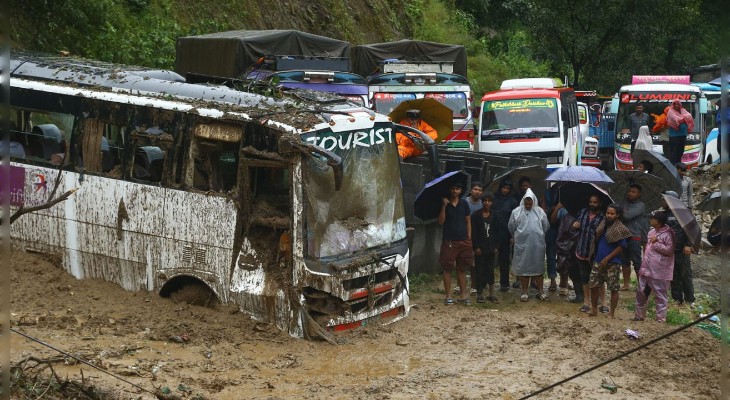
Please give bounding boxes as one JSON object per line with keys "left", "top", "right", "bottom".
{"left": 438, "top": 182, "right": 473, "bottom": 305}
{"left": 472, "top": 193, "right": 499, "bottom": 303}
{"left": 492, "top": 178, "right": 519, "bottom": 291}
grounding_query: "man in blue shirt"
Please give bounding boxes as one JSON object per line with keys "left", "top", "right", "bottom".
{"left": 588, "top": 203, "right": 632, "bottom": 318}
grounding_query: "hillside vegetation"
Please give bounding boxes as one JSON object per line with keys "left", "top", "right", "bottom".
{"left": 9, "top": 0, "right": 721, "bottom": 96}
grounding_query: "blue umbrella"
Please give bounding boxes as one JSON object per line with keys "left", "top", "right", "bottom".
{"left": 413, "top": 170, "right": 471, "bottom": 220}
{"left": 545, "top": 166, "right": 613, "bottom": 185}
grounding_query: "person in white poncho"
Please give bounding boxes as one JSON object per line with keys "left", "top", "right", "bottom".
{"left": 508, "top": 188, "right": 550, "bottom": 302}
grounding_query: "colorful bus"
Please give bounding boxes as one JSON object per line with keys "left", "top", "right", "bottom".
{"left": 475, "top": 78, "right": 581, "bottom": 168}
{"left": 8, "top": 53, "right": 410, "bottom": 340}
{"left": 611, "top": 76, "right": 707, "bottom": 170}
{"left": 368, "top": 66, "right": 474, "bottom": 146}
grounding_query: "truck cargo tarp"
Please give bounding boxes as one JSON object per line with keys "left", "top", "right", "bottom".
{"left": 351, "top": 40, "right": 467, "bottom": 78}
{"left": 175, "top": 30, "right": 350, "bottom": 79}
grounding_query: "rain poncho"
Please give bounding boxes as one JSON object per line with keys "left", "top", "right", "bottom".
{"left": 634, "top": 125, "right": 653, "bottom": 151}
{"left": 508, "top": 189, "right": 549, "bottom": 276}
{"left": 396, "top": 119, "right": 437, "bottom": 159}
{"left": 667, "top": 100, "right": 695, "bottom": 133}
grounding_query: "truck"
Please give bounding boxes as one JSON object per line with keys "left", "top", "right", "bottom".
{"left": 351, "top": 40, "right": 474, "bottom": 148}
{"left": 175, "top": 30, "right": 369, "bottom": 106}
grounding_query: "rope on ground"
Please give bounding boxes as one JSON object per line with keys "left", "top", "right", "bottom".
{"left": 10, "top": 327, "right": 159, "bottom": 397}
{"left": 519, "top": 309, "right": 722, "bottom": 400}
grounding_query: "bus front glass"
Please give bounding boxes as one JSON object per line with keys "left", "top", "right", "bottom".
{"left": 480, "top": 98, "right": 560, "bottom": 140}
{"left": 372, "top": 93, "right": 417, "bottom": 116}
{"left": 303, "top": 123, "right": 406, "bottom": 259}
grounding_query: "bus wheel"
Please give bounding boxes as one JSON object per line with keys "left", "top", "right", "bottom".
{"left": 160, "top": 276, "right": 219, "bottom": 308}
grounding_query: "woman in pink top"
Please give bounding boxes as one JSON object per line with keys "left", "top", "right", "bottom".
{"left": 633, "top": 210, "right": 675, "bottom": 322}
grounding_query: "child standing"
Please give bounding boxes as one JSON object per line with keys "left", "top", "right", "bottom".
{"left": 471, "top": 193, "right": 499, "bottom": 303}
{"left": 634, "top": 210, "right": 675, "bottom": 322}
{"left": 675, "top": 162, "right": 693, "bottom": 209}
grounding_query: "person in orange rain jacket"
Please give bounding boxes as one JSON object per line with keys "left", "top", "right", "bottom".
{"left": 396, "top": 109, "right": 438, "bottom": 160}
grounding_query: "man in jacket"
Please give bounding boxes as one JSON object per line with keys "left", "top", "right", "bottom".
{"left": 619, "top": 184, "right": 648, "bottom": 290}
{"left": 396, "top": 109, "right": 438, "bottom": 160}
{"left": 663, "top": 191, "right": 696, "bottom": 307}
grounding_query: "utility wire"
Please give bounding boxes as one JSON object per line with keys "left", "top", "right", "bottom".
{"left": 10, "top": 327, "right": 158, "bottom": 397}
{"left": 520, "top": 309, "right": 722, "bottom": 399}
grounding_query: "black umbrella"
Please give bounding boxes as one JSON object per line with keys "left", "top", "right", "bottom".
{"left": 607, "top": 170, "right": 665, "bottom": 213}
{"left": 485, "top": 165, "right": 548, "bottom": 204}
{"left": 551, "top": 182, "right": 614, "bottom": 216}
{"left": 662, "top": 193, "right": 701, "bottom": 252}
{"left": 413, "top": 170, "right": 471, "bottom": 220}
{"left": 697, "top": 191, "right": 729, "bottom": 212}
{"left": 631, "top": 149, "right": 681, "bottom": 194}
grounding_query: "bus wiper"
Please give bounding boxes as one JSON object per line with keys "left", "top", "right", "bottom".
{"left": 484, "top": 128, "right": 513, "bottom": 136}
{"left": 279, "top": 136, "right": 343, "bottom": 190}
{"left": 527, "top": 130, "right": 557, "bottom": 137}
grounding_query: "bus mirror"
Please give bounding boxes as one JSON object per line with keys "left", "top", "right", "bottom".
{"left": 610, "top": 97, "right": 619, "bottom": 114}
{"left": 279, "top": 136, "right": 343, "bottom": 190}
{"left": 699, "top": 98, "right": 708, "bottom": 114}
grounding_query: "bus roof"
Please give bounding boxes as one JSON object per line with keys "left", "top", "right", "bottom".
{"left": 10, "top": 52, "right": 384, "bottom": 134}
{"left": 481, "top": 87, "right": 570, "bottom": 102}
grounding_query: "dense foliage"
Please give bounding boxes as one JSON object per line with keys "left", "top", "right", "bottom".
{"left": 9, "top": 0, "right": 721, "bottom": 97}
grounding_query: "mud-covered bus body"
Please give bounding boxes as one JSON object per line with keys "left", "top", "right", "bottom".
{"left": 611, "top": 78, "right": 707, "bottom": 170}
{"left": 8, "top": 54, "right": 409, "bottom": 339}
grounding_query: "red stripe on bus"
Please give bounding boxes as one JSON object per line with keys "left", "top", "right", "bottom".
{"left": 498, "top": 138, "right": 541, "bottom": 143}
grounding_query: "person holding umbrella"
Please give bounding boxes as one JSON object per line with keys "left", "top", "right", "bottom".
{"left": 572, "top": 194, "right": 605, "bottom": 313}
{"left": 396, "top": 109, "right": 438, "bottom": 160}
{"left": 662, "top": 191, "right": 696, "bottom": 308}
{"left": 438, "top": 182, "right": 473, "bottom": 305}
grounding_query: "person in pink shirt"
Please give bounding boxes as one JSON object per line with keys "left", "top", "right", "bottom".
{"left": 633, "top": 210, "right": 675, "bottom": 322}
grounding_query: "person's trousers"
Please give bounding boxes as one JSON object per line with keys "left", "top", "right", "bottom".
{"left": 636, "top": 275, "right": 670, "bottom": 322}
{"left": 671, "top": 252, "right": 695, "bottom": 303}
{"left": 627, "top": 240, "right": 643, "bottom": 273}
{"left": 668, "top": 135, "right": 687, "bottom": 164}
{"left": 498, "top": 241, "right": 511, "bottom": 288}
{"left": 474, "top": 253, "right": 496, "bottom": 292}
{"left": 545, "top": 228, "right": 558, "bottom": 279}
{"left": 568, "top": 261, "right": 583, "bottom": 301}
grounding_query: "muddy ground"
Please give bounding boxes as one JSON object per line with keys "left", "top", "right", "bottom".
{"left": 9, "top": 248, "right": 724, "bottom": 400}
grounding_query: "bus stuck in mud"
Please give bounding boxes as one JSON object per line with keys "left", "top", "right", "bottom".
{"left": 7, "top": 53, "right": 410, "bottom": 341}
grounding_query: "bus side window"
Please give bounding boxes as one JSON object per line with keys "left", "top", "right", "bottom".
{"left": 190, "top": 139, "right": 239, "bottom": 193}
{"left": 78, "top": 119, "right": 124, "bottom": 177}
{"left": 133, "top": 146, "right": 165, "bottom": 183}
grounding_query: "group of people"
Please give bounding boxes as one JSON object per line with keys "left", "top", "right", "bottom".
{"left": 438, "top": 175, "right": 697, "bottom": 323}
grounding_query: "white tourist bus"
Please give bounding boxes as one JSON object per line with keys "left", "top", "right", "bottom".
{"left": 7, "top": 53, "right": 409, "bottom": 340}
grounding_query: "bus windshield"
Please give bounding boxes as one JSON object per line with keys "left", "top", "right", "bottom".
{"left": 480, "top": 98, "right": 560, "bottom": 139}
{"left": 425, "top": 92, "right": 468, "bottom": 118}
{"left": 615, "top": 99, "right": 699, "bottom": 134}
{"left": 372, "top": 93, "right": 417, "bottom": 115}
{"left": 303, "top": 123, "right": 406, "bottom": 258}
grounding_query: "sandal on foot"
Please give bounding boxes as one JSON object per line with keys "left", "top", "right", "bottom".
{"left": 538, "top": 293, "right": 549, "bottom": 301}
{"left": 631, "top": 316, "right": 644, "bottom": 321}
{"left": 476, "top": 295, "right": 486, "bottom": 303}
{"left": 444, "top": 298, "right": 455, "bottom": 305}
{"left": 520, "top": 294, "right": 529, "bottom": 302}
{"left": 579, "top": 305, "right": 590, "bottom": 312}
{"left": 599, "top": 305, "right": 610, "bottom": 314}
{"left": 458, "top": 298, "right": 472, "bottom": 305}
{"left": 548, "top": 283, "right": 558, "bottom": 292}
{"left": 559, "top": 287, "right": 569, "bottom": 296}
{"left": 486, "top": 296, "right": 500, "bottom": 304}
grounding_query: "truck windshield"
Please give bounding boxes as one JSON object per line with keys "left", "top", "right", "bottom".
{"left": 425, "top": 92, "right": 468, "bottom": 118}
{"left": 302, "top": 123, "right": 406, "bottom": 259}
{"left": 372, "top": 93, "right": 417, "bottom": 115}
{"left": 480, "top": 98, "right": 560, "bottom": 139}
